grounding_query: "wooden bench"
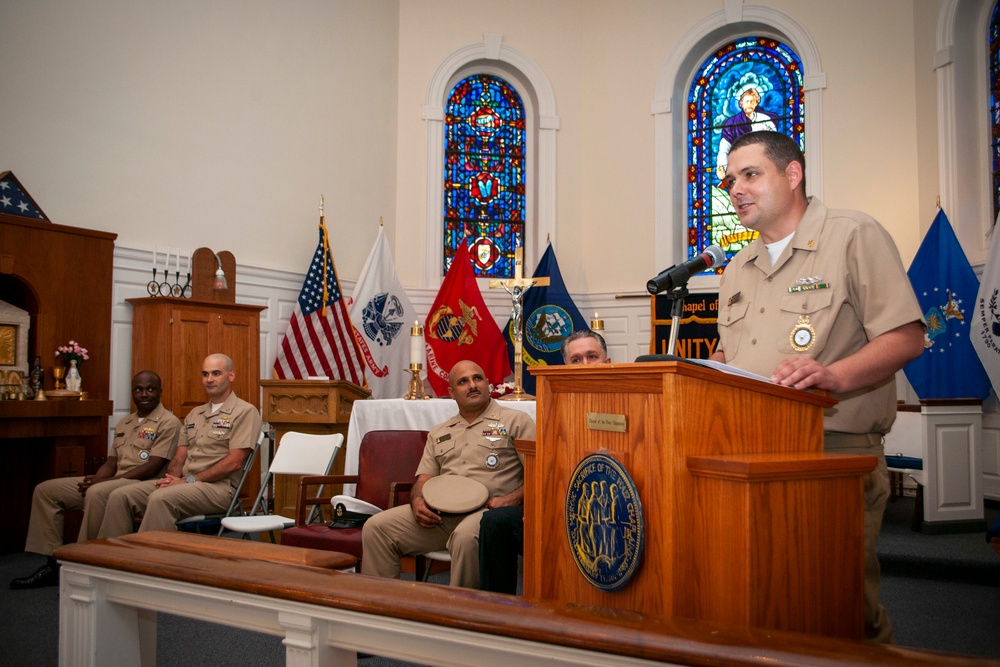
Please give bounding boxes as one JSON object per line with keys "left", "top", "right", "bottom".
{"left": 54, "top": 532, "right": 995, "bottom": 667}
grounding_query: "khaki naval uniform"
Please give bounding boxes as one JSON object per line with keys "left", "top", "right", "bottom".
{"left": 98, "top": 393, "right": 261, "bottom": 537}
{"left": 716, "top": 198, "right": 924, "bottom": 642}
{"left": 24, "top": 403, "right": 180, "bottom": 556}
{"left": 361, "top": 399, "right": 535, "bottom": 588}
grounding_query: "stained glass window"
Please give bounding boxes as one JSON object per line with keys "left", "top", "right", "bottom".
{"left": 443, "top": 74, "right": 526, "bottom": 278}
{"left": 990, "top": 3, "right": 1000, "bottom": 220}
{"left": 687, "top": 37, "right": 805, "bottom": 271}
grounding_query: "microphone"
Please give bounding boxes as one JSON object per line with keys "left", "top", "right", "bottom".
{"left": 646, "top": 245, "right": 726, "bottom": 294}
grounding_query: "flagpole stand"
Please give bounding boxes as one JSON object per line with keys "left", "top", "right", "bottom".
{"left": 404, "top": 364, "right": 430, "bottom": 400}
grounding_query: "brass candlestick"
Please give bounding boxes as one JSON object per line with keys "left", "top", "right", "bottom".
{"left": 403, "top": 364, "right": 430, "bottom": 400}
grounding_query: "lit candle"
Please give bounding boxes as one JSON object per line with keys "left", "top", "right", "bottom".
{"left": 590, "top": 312, "right": 604, "bottom": 332}
{"left": 410, "top": 321, "right": 423, "bottom": 367}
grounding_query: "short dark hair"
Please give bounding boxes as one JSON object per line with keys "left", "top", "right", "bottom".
{"left": 728, "top": 131, "right": 806, "bottom": 195}
{"left": 132, "top": 370, "right": 162, "bottom": 388}
{"left": 560, "top": 329, "right": 607, "bottom": 363}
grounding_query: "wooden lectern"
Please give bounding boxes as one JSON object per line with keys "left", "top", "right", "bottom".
{"left": 260, "top": 380, "right": 370, "bottom": 519}
{"left": 521, "top": 361, "right": 875, "bottom": 639}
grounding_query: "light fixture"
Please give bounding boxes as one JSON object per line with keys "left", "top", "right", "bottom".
{"left": 213, "top": 253, "right": 228, "bottom": 291}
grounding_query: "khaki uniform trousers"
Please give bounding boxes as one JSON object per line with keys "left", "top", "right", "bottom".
{"left": 24, "top": 476, "right": 144, "bottom": 556}
{"left": 825, "top": 432, "right": 894, "bottom": 644}
{"left": 97, "top": 478, "right": 234, "bottom": 538}
{"left": 361, "top": 505, "right": 487, "bottom": 589}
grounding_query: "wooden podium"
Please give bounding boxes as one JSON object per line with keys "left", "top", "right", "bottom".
{"left": 522, "top": 361, "right": 875, "bottom": 639}
{"left": 260, "top": 380, "right": 370, "bottom": 519}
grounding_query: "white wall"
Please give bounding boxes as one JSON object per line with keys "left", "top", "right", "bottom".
{"left": 0, "top": 0, "right": 400, "bottom": 279}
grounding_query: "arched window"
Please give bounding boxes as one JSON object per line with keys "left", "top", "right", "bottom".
{"left": 443, "top": 74, "right": 526, "bottom": 278}
{"left": 686, "top": 37, "right": 805, "bottom": 268}
{"left": 990, "top": 2, "right": 1000, "bottom": 220}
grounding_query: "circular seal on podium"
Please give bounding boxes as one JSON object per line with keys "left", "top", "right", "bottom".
{"left": 564, "top": 452, "right": 644, "bottom": 591}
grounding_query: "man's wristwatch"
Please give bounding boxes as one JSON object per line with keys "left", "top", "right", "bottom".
{"left": 186, "top": 475, "right": 196, "bottom": 483}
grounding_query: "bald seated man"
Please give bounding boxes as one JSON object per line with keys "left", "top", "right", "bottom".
{"left": 361, "top": 360, "right": 536, "bottom": 589}
{"left": 97, "top": 353, "right": 262, "bottom": 537}
{"left": 11, "top": 371, "right": 180, "bottom": 589}
{"left": 478, "top": 329, "right": 611, "bottom": 594}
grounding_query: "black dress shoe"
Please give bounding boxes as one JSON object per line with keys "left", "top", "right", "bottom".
{"left": 9, "top": 563, "right": 60, "bottom": 589}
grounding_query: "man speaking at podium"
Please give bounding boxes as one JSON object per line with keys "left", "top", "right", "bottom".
{"left": 711, "top": 131, "right": 924, "bottom": 643}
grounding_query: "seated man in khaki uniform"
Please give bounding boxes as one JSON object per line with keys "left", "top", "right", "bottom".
{"left": 10, "top": 370, "right": 180, "bottom": 589}
{"left": 97, "top": 353, "right": 261, "bottom": 537}
{"left": 362, "top": 359, "right": 535, "bottom": 589}
{"left": 477, "top": 329, "right": 611, "bottom": 594}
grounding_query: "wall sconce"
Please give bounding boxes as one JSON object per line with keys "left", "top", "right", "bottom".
{"left": 213, "top": 253, "right": 228, "bottom": 291}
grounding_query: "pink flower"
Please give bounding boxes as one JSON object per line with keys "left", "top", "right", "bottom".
{"left": 55, "top": 340, "right": 89, "bottom": 365}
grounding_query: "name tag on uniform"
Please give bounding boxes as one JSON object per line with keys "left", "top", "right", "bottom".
{"left": 436, "top": 433, "right": 452, "bottom": 444}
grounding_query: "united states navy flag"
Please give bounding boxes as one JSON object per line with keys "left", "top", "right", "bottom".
{"left": 503, "top": 244, "right": 588, "bottom": 394}
{"left": 903, "top": 209, "right": 991, "bottom": 399}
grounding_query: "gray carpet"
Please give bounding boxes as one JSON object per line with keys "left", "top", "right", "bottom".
{"left": 2, "top": 497, "right": 997, "bottom": 665}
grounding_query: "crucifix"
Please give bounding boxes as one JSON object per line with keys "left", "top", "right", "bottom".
{"left": 489, "top": 246, "right": 549, "bottom": 400}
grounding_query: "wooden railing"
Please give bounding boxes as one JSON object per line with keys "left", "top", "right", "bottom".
{"left": 54, "top": 533, "right": 996, "bottom": 667}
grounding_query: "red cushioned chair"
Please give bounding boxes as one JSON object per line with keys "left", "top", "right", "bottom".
{"left": 280, "top": 429, "right": 428, "bottom": 568}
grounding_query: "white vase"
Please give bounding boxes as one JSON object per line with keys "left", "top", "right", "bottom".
{"left": 65, "top": 359, "right": 82, "bottom": 392}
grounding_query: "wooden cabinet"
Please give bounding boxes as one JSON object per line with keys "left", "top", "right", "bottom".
{"left": 127, "top": 297, "right": 265, "bottom": 504}
{"left": 0, "top": 214, "right": 116, "bottom": 553}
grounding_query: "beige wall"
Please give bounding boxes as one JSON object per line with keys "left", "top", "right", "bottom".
{"left": 1, "top": 0, "right": 945, "bottom": 289}
{"left": 394, "top": 0, "right": 935, "bottom": 292}
{"left": 0, "top": 0, "right": 399, "bottom": 278}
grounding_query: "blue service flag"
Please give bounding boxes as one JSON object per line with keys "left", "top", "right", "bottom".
{"left": 903, "top": 209, "right": 991, "bottom": 399}
{"left": 503, "top": 244, "right": 588, "bottom": 394}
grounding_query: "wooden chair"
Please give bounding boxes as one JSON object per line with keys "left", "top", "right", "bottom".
{"left": 280, "top": 430, "right": 428, "bottom": 568}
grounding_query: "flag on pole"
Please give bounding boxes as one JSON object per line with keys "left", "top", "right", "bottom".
{"left": 502, "top": 243, "right": 588, "bottom": 394}
{"left": 425, "top": 240, "right": 511, "bottom": 396}
{"left": 971, "top": 218, "right": 1000, "bottom": 395}
{"left": 348, "top": 226, "right": 417, "bottom": 399}
{"left": 273, "top": 217, "right": 365, "bottom": 386}
{"left": 903, "top": 209, "right": 991, "bottom": 399}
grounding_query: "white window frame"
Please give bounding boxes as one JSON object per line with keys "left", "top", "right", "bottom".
{"left": 651, "top": 0, "right": 826, "bottom": 290}
{"left": 423, "top": 33, "right": 558, "bottom": 288}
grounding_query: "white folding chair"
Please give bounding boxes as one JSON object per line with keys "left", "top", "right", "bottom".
{"left": 176, "top": 428, "right": 267, "bottom": 536}
{"left": 221, "top": 431, "right": 344, "bottom": 542}
{"left": 419, "top": 549, "right": 452, "bottom": 583}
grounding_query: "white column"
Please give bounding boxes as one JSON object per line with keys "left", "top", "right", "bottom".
{"left": 921, "top": 401, "right": 985, "bottom": 528}
{"left": 59, "top": 567, "right": 145, "bottom": 667}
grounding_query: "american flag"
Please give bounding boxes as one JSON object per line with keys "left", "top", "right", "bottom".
{"left": 273, "top": 220, "right": 365, "bottom": 385}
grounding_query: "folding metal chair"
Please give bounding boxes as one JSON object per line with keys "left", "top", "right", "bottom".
{"left": 221, "top": 431, "right": 344, "bottom": 542}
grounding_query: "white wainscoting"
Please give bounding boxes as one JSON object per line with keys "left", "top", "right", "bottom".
{"left": 108, "top": 246, "right": 655, "bottom": 436}
{"left": 110, "top": 246, "right": 1000, "bottom": 501}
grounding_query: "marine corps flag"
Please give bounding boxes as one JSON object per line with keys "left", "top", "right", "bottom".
{"left": 425, "top": 240, "right": 511, "bottom": 396}
{"left": 502, "top": 243, "right": 588, "bottom": 394}
{"left": 904, "top": 209, "right": 991, "bottom": 399}
{"left": 349, "top": 226, "right": 417, "bottom": 399}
